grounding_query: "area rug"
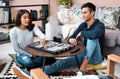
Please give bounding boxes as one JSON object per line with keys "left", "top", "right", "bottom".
{"left": 0, "top": 60, "right": 74, "bottom": 79}
{"left": 0, "top": 61, "right": 18, "bottom": 79}
{"left": 1, "top": 60, "right": 115, "bottom": 79}
{"left": 0, "top": 63, "right": 6, "bottom": 73}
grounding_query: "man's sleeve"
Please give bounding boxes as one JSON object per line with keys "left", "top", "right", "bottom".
{"left": 68, "top": 24, "right": 83, "bottom": 39}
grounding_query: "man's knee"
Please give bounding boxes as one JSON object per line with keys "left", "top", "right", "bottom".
{"left": 86, "top": 39, "right": 99, "bottom": 48}
{"left": 87, "top": 39, "right": 98, "bottom": 43}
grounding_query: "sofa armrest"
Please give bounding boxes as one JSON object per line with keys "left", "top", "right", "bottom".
{"left": 105, "top": 29, "right": 120, "bottom": 47}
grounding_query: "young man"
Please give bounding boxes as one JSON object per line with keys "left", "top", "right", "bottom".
{"left": 43, "top": 2, "right": 105, "bottom": 74}
{"left": 68, "top": 2, "right": 105, "bottom": 72}
{"left": 13, "top": 2, "right": 105, "bottom": 78}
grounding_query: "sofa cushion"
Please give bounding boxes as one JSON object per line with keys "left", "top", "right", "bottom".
{"left": 117, "top": 36, "right": 120, "bottom": 46}
{"left": 105, "top": 29, "right": 120, "bottom": 47}
{"left": 98, "top": 7, "right": 120, "bottom": 30}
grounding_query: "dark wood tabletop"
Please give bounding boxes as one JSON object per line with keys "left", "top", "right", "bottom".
{"left": 25, "top": 42, "right": 85, "bottom": 58}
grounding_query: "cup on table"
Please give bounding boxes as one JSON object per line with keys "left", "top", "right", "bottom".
{"left": 53, "top": 36, "right": 61, "bottom": 43}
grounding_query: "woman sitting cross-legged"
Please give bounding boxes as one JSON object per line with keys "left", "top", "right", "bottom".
{"left": 10, "top": 9, "right": 56, "bottom": 79}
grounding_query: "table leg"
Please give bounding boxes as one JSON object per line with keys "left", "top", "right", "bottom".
{"left": 43, "top": 57, "right": 46, "bottom": 71}
{"left": 75, "top": 55, "right": 80, "bottom": 69}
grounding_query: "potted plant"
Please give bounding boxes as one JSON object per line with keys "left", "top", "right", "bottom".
{"left": 56, "top": 0, "right": 72, "bottom": 9}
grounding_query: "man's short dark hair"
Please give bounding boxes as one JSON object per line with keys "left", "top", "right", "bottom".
{"left": 81, "top": 2, "right": 96, "bottom": 12}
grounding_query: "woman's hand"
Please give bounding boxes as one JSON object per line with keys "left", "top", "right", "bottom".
{"left": 40, "top": 39, "right": 46, "bottom": 47}
{"left": 69, "top": 38, "right": 77, "bottom": 45}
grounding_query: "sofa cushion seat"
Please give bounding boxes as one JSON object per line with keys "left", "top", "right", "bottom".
{"left": 105, "top": 29, "right": 120, "bottom": 47}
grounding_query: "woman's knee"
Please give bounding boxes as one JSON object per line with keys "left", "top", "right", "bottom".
{"left": 16, "top": 55, "right": 32, "bottom": 66}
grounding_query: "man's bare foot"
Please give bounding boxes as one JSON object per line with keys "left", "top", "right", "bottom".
{"left": 80, "top": 58, "right": 88, "bottom": 72}
{"left": 30, "top": 68, "right": 49, "bottom": 79}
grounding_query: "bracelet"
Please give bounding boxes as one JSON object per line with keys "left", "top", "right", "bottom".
{"left": 84, "top": 56, "right": 89, "bottom": 60}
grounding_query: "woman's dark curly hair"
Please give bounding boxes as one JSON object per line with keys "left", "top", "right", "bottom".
{"left": 15, "top": 9, "right": 34, "bottom": 31}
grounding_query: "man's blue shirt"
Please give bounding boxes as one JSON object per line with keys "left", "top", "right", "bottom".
{"left": 69, "top": 19, "right": 105, "bottom": 53}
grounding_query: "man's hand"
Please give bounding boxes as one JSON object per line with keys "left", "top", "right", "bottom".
{"left": 40, "top": 39, "right": 46, "bottom": 47}
{"left": 69, "top": 38, "right": 77, "bottom": 45}
{"left": 76, "top": 32, "right": 82, "bottom": 41}
{"left": 31, "top": 55, "right": 37, "bottom": 59}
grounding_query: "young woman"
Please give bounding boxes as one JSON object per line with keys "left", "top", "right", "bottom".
{"left": 10, "top": 9, "right": 46, "bottom": 68}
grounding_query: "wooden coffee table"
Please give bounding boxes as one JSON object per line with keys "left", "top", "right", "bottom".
{"left": 25, "top": 41, "right": 85, "bottom": 70}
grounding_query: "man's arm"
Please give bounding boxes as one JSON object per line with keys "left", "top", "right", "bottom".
{"left": 69, "top": 24, "right": 83, "bottom": 39}
{"left": 68, "top": 24, "right": 83, "bottom": 45}
{"left": 33, "top": 25, "right": 46, "bottom": 39}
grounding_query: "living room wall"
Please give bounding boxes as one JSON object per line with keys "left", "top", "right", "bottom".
{"left": 50, "top": 0, "right": 120, "bottom": 15}
{"left": 10, "top": 0, "right": 120, "bottom": 15}
{"left": 10, "top": 0, "right": 49, "bottom": 5}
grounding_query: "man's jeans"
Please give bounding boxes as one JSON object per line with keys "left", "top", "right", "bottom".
{"left": 16, "top": 54, "right": 43, "bottom": 68}
{"left": 44, "top": 39, "right": 103, "bottom": 75}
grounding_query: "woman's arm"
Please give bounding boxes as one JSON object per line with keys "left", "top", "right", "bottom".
{"left": 33, "top": 26, "right": 46, "bottom": 46}
{"left": 33, "top": 26, "right": 46, "bottom": 39}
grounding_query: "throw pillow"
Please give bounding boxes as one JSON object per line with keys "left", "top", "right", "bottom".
{"left": 117, "top": 36, "right": 120, "bottom": 46}
{"left": 8, "top": 54, "right": 23, "bottom": 68}
{"left": 71, "top": 4, "right": 82, "bottom": 19}
{"left": 71, "top": 7, "right": 82, "bottom": 19}
{"left": 57, "top": 8, "right": 83, "bottom": 25}
{"left": 98, "top": 7, "right": 120, "bottom": 30}
{"left": 118, "top": 16, "right": 120, "bottom": 29}
{"left": 57, "top": 9, "right": 71, "bottom": 25}
{"left": 57, "top": 8, "right": 83, "bottom": 39}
